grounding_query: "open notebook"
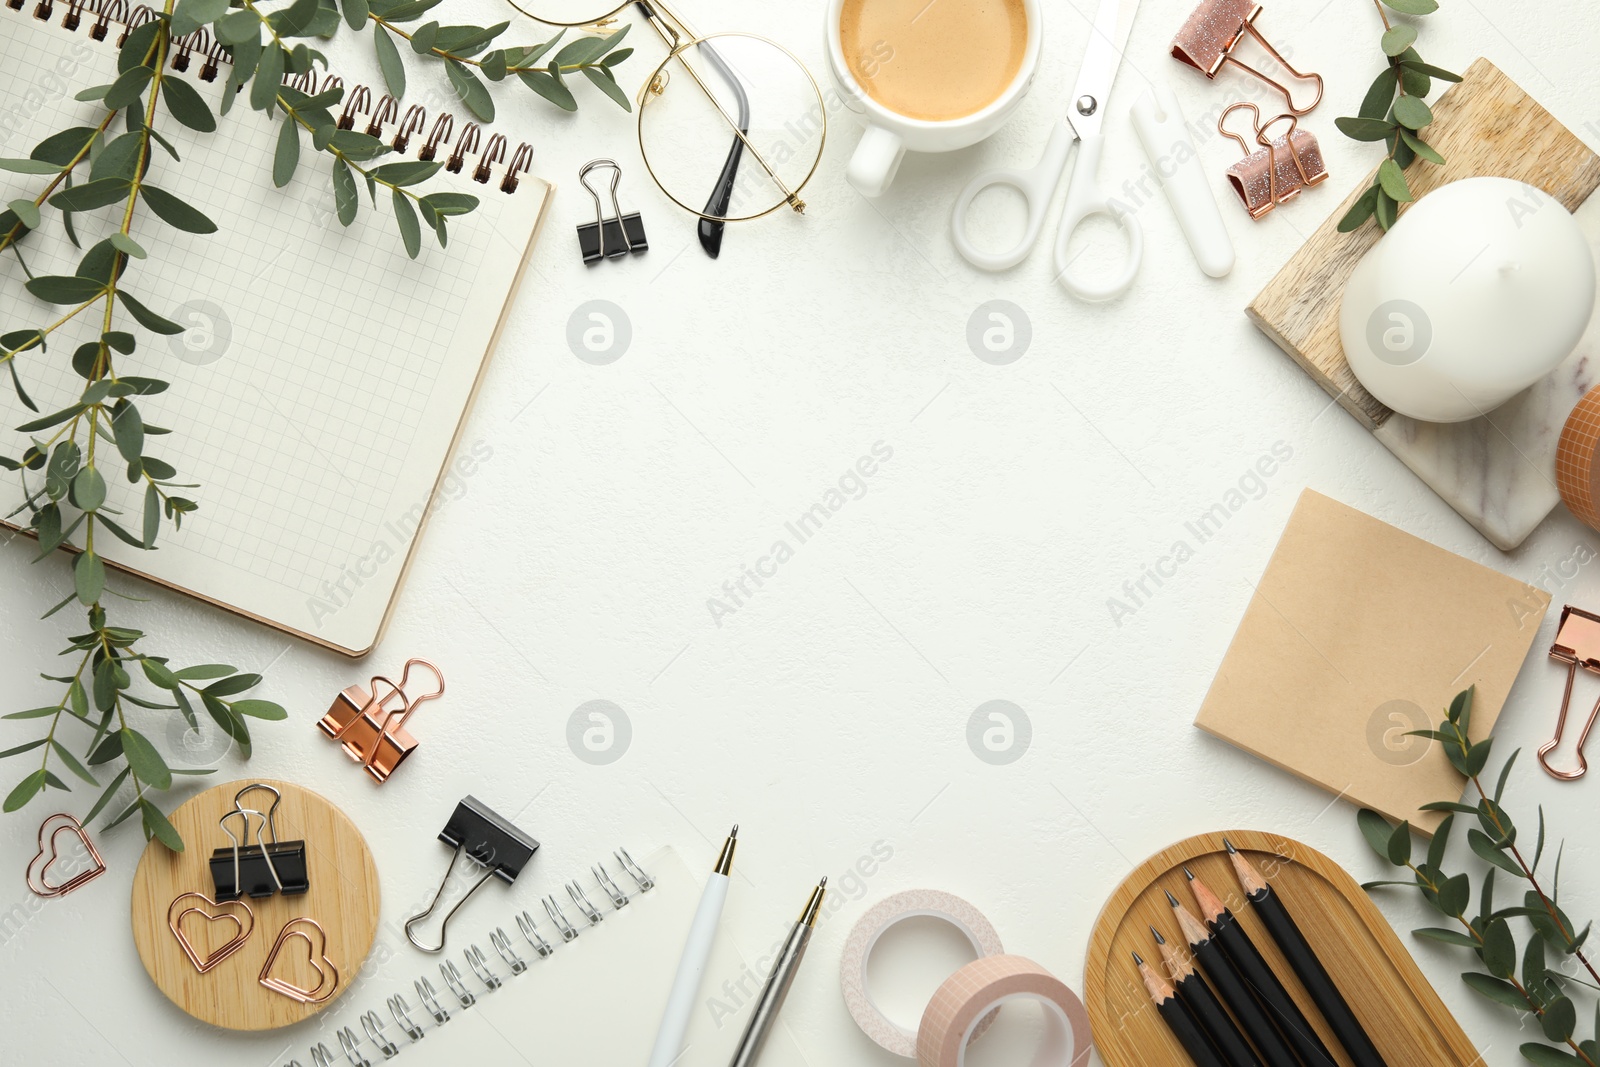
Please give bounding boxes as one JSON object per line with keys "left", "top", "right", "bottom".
{"left": 288, "top": 847, "right": 812, "bottom": 1066}
{"left": 0, "top": 6, "right": 550, "bottom": 655}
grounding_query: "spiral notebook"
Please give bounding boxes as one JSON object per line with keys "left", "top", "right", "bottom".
{"left": 0, "top": 4, "right": 551, "bottom": 655}
{"left": 293, "top": 847, "right": 812, "bottom": 1066}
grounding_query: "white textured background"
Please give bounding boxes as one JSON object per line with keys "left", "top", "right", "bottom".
{"left": 3, "top": 0, "right": 1600, "bottom": 1064}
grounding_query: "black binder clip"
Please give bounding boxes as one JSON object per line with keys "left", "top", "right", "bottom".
{"left": 208, "top": 784, "right": 309, "bottom": 901}
{"left": 577, "top": 158, "right": 648, "bottom": 264}
{"left": 403, "top": 796, "right": 540, "bottom": 953}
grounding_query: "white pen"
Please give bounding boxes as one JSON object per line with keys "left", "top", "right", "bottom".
{"left": 646, "top": 825, "right": 737, "bottom": 1067}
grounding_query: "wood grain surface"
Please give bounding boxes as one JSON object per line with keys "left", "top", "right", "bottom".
{"left": 1084, "top": 829, "right": 1481, "bottom": 1067}
{"left": 129, "top": 778, "right": 380, "bottom": 1031}
{"left": 1246, "top": 58, "right": 1600, "bottom": 429}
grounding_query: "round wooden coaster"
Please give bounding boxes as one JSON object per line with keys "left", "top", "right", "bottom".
{"left": 129, "top": 778, "right": 380, "bottom": 1031}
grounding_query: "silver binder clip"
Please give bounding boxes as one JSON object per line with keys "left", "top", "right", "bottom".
{"left": 415, "top": 976, "right": 450, "bottom": 1024}
{"left": 362, "top": 1010, "right": 401, "bottom": 1058}
{"left": 337, "top": 1028, "right": 372, "bottom": 1067}
{"left": 388, "top": 994, "right": 426, "bottom": 1041}
{"left": 465, "top": 943, "right": 503, "bottom": 989}
{"left": 577, "top": 159, "right": 648, "bottom": 264}
{"left": 543, "top": 895, "right": 580, "bottom": 942}
{"left": 615, "top": 847, "right": 654, "bottom": 891}
{"left": 490, "top": 926, "right": 528, "bottom": 974}
{"left": 593, "top": 864, "right": 629, "bottom": 909}
{"left": 567, "top": 881, "right": 604, "bottom": 925}
{"left": 517, "top": 910, "right": 555, "bottom": 958}
{"left": 440, "top": 960, "right": 476, "bottom": 1007}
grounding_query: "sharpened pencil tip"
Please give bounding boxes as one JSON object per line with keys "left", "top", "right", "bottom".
{"left": 1150, "top": 926, "right": 1166, "bottom": 944}
{"left": 1182, "top": 866, "right": 1195, "bottom": 880}
{"left": 1223, "top": 838, "right": 1237, "bottom": 854}
{"left": 1164, "top": 889, "right": 1181, "bottom": 907}
{"left": 1131, "top": 951, "right": 1144, "bottom": 965}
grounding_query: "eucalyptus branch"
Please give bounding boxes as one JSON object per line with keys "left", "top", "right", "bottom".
{"left": 0, "top": 109, "right": 120, "bottom": 258}
{"left": 1359, "top": 687, "right": 1600, "bottom": 1066}
{"left": 1335, "top": 0, "right": 1460, "bottom": 232}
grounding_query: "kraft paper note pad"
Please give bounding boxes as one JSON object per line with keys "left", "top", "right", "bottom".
{"left": 1195, "top": 489, "right": 1550, "bottom": 831}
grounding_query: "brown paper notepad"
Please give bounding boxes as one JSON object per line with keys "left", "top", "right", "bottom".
{"left": 1195, "top": 490, "right": 1550, "bottom": 832}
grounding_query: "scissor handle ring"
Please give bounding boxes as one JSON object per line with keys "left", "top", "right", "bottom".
{"left": 951, "top": 121, "right": 1076, "bottom": 273}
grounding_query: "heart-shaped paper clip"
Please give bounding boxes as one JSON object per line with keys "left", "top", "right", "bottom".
{"left": 26, "top": 813, "right": 107, "bottom": 898}
{"left": 259, "top": 917, "right": 340, "bottom": 1004}
{"left": 168, "top": 891, "right": 256, "bottom": 973}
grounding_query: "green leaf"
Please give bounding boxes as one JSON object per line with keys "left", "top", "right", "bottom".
{"left": 49, "top": 176, "right": 132, "bottom": 212}
{"left": 1524, "top": 933, "right": 1548, "bottom": 990}
{"left": 112, "top": 404, "right": 144, "bottom": 464}
{"left": 392, "top": 188, "right": 421, "bottom": 257}
{"left": 374, "top": 23, "right": 406, "bottom": 97}
{"left": 3, "top": 770, "right": 47, "bottom": 812}
{"left": 119, "top": 291, "right": 185, "bottom": 335}
{"left": 140, "top": 186, "right": 218, "bottom": 234}
{"left": 419, "top": 191, "right": 477, "bottom": 215}
{"left": 1384, "top": 0, "right": 1438, "bottom": 10}
{"left": 1520, "top": 1044, "right": 1582, "bottom": 1066}
{"left": 555, "top": 32, "right": 615, "bottom": 66}
{"left": 1414, "top": 927, "right": 1479, "bottom": 948}
{"left": 273, "top": 117, "right": 301, "bottom": 189}
{"left": 202, "top": 673, "right": 261, "bottom": 698}
{"left": 109, "top": 232, "right": 147, "bottom": 259}
{"left": 171, "top": 0, "right": 230, "bottom": 35}
{"left": 142, "top": 484, "right": 160, "bottom": 546}
{"left": 175, "top": 664, "right": 237, "bottom": 680}
{"left": 341, "top": 0, "right": 369, "bottom": 29}
{"left": 1462, "top": 971, "right": 1525, "bottom": 1009}
{"left": 1438, "top": 872, "right": 1471, "bottom": 916}
{"left": 445, "top": 59, "right": 494, "bottom": 121}
{"left": 8, "top": 198, "right": 40, "bottom": 229}
{"left": 1357, "top": 808, "right": 1396, "bottom": 861}
{"left": 372, "top": 160, "right": 440, "bottom": 186}
{"left": 1393, "top": 93, "right": 1434, "bottom": 130}
{"left": 410, "top": 19, "right": 439, "bottom": 52}
{"left": 520, "top": 68, "right": 575, "bottom": 110}
{"left": 251, "top": 44, "right": 287, "bottom": 112}
{"left": 25, "top": 274, "right": 105, "bottom": 304}
{"left": 73, "top": 549, "right": 105, "bottom": 604}
{"left": 0, "top": 157, "right": 63, "bottom": 174}
{"left": 481, "top": 49, "right": 507, "bottom": 81}
{"left": 1427, "top": 813, "right": 1453, "bottom": 870}
{"left": 332, "top": 157, "right": 358, "bottom": 225}
{"left": 1481, "top": 917, "right": 1516, "bottom": 978}
{"left": 83, "top": 766, "right": 130, "bottom": 824}
{"left": 216, "top": 7, "right": 259, "bottom": 45}
{"left": 50, "top": 740, "right": 97, "bottom": 786}
{"left": 1359, "top": 68, "right": 1398, "bottom": 121}
{"left": 104, "top": 64, "right": 155, "bottom": 111}
{"left": 231, "top": 699, "right": 288, "bottom": 720}
{"left": 140, "top": 799, "right": 184, "bottom": 851}
{"left": 1376, "top": 188, "right": 1397, "bottom": 230}
{"left": 581, "top": 65, "right": 630, "bottom": 111}
{"left": 120, "top": 727, "right": 172, "bottom": 789}
{"left": 1335, "top": 116, "right": 1394, "bottom": 142}
{"left": 0, "top": 739, "right": 48, "bottom": 758}
{"left": 1381, "top": 24, "right": 1418, "bottom": 55}
{"left": 162, "top": 77, "right": 216, "bottom": 132}
{"left": 1542, "top": 994, "right": 1577, "bottom": 1043}
{"left": 1386, "top": 820, "right": 1412, "bottom": 865}
{"left": 1377, "top": 158, "right": 1413, "bottom": 202}
{"left": 31, "top": 126, "right": 98, "bottom": 165}
{"left": 73, "top": 466, "right": 107, "bottom": 511}
{"left": 4, "top": 706, "right": 63, "bottom": 720}
{"left": 1400, "top": 58, "right": 1462, "bottom": 82}
{"left": 1399, "top": 128, "right": 1445, "bottom": 165}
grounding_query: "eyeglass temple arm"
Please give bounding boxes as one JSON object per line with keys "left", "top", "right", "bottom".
{"left": 694, "top": 37, "right": 750, "bottom": 258}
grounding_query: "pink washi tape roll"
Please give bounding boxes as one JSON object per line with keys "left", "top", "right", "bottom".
{"left": 840, "top": 889, "right": 1004, "bottom": 1058}
{"left": 916, "top": 954, "right": 1094, "bottom": 1067}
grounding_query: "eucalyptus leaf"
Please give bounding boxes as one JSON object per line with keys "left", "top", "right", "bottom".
{"left": 445, "top": 59, "right": 494, "bottom": 121}
{"left": 1392, "top": 93, "right": 1434, "bottom": 130}
{"left": 374, "top": 23, "right": 407, "bottom": 96}
{"left": 119, "top": 291, "right": 185, "bottom": 334}
{"left": 1377, "top": 158, "right": 1413, "bottom": 202}
{"left": 392, "top": 189, "right": 421, "bottom": 257}
{"left": 140, "top": 798, "right": 184, "bottom": 850}
{"left": 109, "top": 232, "right": 147, "bottom": 259}
{"left": 162, "top": 77, "right": 216, "bottom": 132}
{"left": 581, "top": 66, "right": 630, "bottom": 111}
{"left": 1334, "top": 116, "right": 1393, "bottom": 142}
{"left": 332, "top": 157, "right": 358, "bottom": 225}
{"left": 7, "top": 199, "right": 40, "bottom": 230}
{"left": 274, "top": 116, "right": 301, "bottom": 188}
{"left": 1381, "top": 24, "right": 1418, "bottom": 55}
{"left": 140, "top": 186, "right": 218, "bottom": 234}
{"left": 119, "top": 727, "right": 172, "bottom": 789}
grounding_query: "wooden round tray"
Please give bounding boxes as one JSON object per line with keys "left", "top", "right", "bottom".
{"left": 1083, "top": 829, "right": 1480, "bottom": 1067}
{"left": 130, "top": 778, "right": 380, "bottom": 1031}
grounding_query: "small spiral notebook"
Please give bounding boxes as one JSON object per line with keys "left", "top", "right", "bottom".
{"left": 293, "top": 847, "right": 811, "bottom": 1066}
{"left": 0, "top": 3, "right": 551, "bottom": 655}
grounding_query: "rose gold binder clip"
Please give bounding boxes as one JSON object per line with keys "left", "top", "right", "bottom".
{"left": 1219, "top": 102, "right": 1327, "bottom": 219}
{"left": 318, "top": 659, "right": 444, "bottom": 783}
{"left": 1540, "top": 605, "right": 1600, "bottom": 780}
{"left": 1172, "top": 0, "right": 1324, "bottom": 115}
{"left": 25, "top": 813, "right": 106, "bottom": 898}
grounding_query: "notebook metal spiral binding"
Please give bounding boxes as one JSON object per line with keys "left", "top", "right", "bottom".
{"left": 291, "top": 850, "right": 654, "bottom": 1063}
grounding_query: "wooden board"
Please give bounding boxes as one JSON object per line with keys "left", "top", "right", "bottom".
{"left": 1084, "top": 830, "right": 1480, "bottom": 1067}
{"left": 1247, "top": 58, "right": 1600, "bottom": 429}
{"left": 129, "top": 779, "right": 380, "bottom": 1031}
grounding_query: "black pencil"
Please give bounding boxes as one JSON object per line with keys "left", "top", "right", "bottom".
{"left": 1187, "top": 868, "right": 1334, "bottom": 1067}
{"left": 1136, "top": 950, "right": 1229, "bottom": 1067}
{"left": 1226, "top": 840, "right": 1390, "bottom": 1067}
{"left": 1154, "top": 925, "right": 1263, "bottom": 1067}
{"left": 1169, "top": 890, "right": 1302, "bottom": 1067}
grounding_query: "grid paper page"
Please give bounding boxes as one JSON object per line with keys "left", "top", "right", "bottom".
{"left": 0, "top": 9, "right": 548, "bottom": 654}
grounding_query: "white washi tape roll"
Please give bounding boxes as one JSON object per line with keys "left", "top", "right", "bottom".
{"left": 840, "top": 889, "right": 1005, "bottom": 1058}
{"left": 917, "top": 955, "right": 1094, "bottom": 1067}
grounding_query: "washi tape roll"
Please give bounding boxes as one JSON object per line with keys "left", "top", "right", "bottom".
{"left": 916, "top": 955, "right": 1094, "bottom": 1067}
{"left": 1558, "top": 386, "right": 1600, "bottom": 530}
{"left": 840, "top": 889, "right": 1005, "bottom": 1058}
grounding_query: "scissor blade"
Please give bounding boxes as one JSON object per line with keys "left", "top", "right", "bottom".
{"left": 1068, "top": 0, "right": 1141, "bottom": 138}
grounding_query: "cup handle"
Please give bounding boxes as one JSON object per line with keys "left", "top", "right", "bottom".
{"left": 847, "top": 125, "right": 906, "bottom": 198}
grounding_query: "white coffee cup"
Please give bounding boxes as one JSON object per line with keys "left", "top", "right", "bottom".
{"left": 825, "top": 0, "right": 1043, "bottom": 198}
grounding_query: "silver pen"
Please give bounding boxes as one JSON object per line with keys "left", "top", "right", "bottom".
{"left": 727, "top": 878, "right": 827, "bottom": 1067}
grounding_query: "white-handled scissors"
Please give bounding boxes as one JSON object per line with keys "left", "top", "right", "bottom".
{"left": 952, "top": 0, "right": 1143, "bottom": 301}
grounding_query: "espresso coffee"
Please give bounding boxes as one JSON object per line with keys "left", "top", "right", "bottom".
{"left": 840, "top": 0, "right": 1029, "bottom": 122}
